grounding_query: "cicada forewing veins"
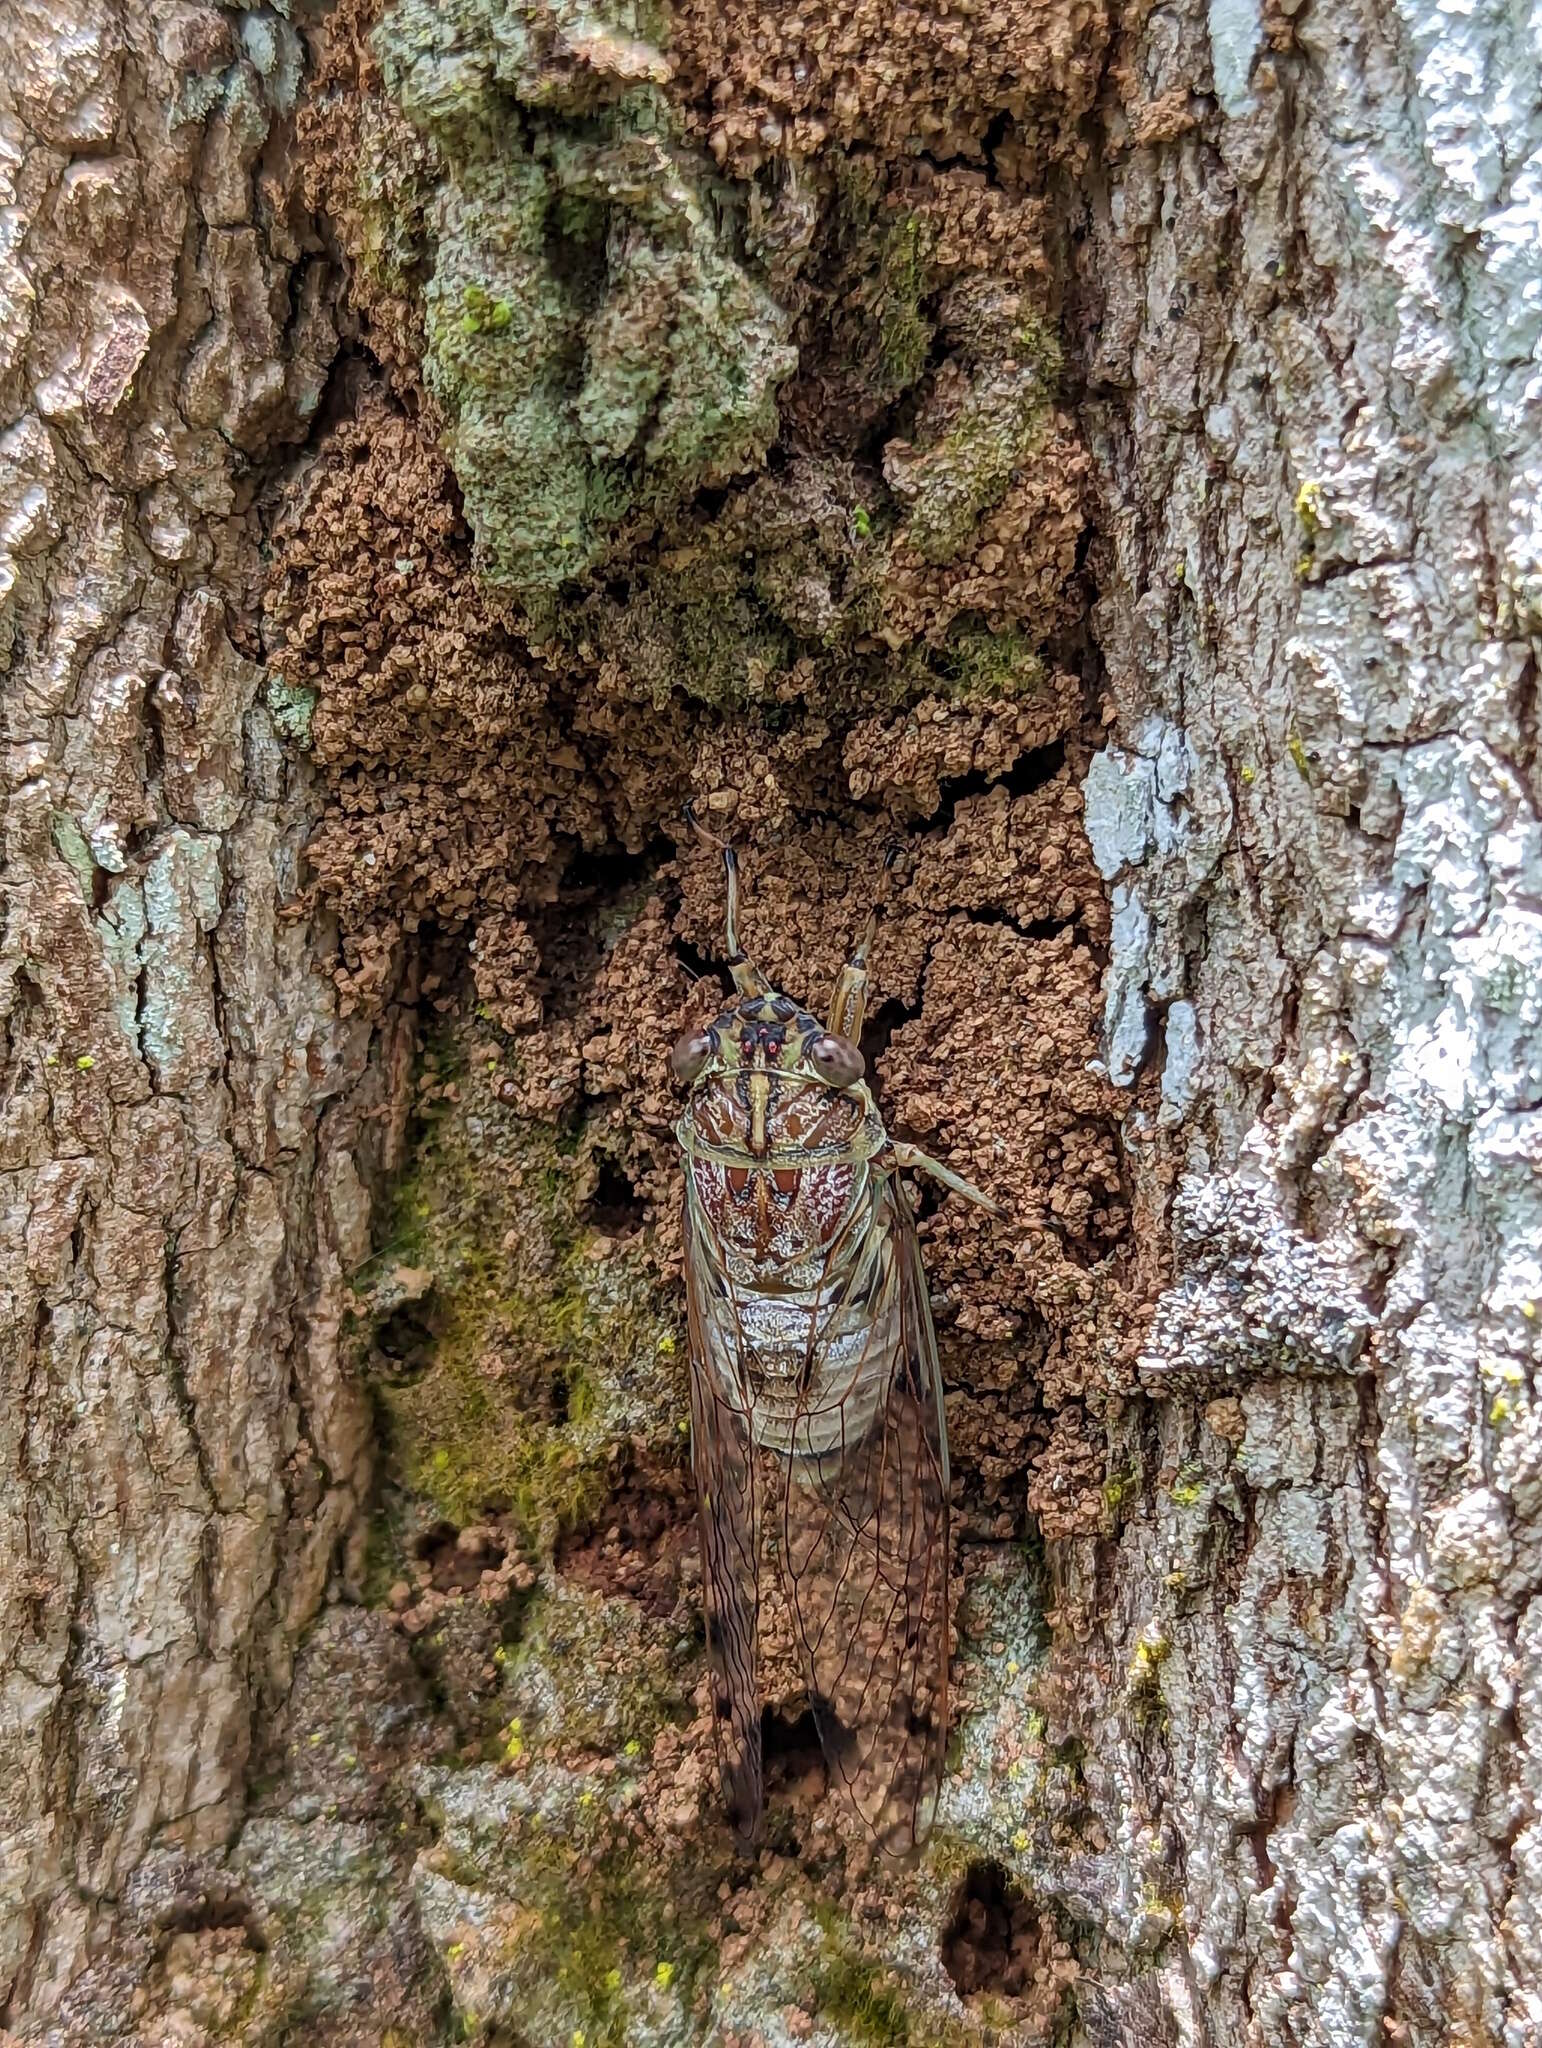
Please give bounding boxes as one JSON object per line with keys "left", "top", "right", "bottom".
{"left": 781, "top": 1172, "right": 950, "bottom": 1856}
{"left": 683, "top": 1177, "right": 764, "bottom": 1848}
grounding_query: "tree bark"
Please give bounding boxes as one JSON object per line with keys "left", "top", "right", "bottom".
{"left": 0, "top": 0, "right": 388, "bottom": 2012}
{"left": 1078, "top": 0, "right": 1542, "bottom": 2036}
{"left": 2, "top": 0, "right": 1539, "bottom": 2044}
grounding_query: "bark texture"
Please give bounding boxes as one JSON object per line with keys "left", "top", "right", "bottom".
{"left": 1079, "top": 2, "right": 1542, "bottom": 2035}
{"left": 2, "top": 0, "right": 1540, "bottom": 2044}
{"left": 0, "top": 0, "right": 388, "bottom": 2012}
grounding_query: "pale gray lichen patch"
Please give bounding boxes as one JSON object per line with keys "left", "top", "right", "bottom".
{"left": 1140, "top": 1175, "right": 1374, "bottom": 1385}
{"left": 265, "top": 673, "right": 318, "bottom": 750}
{"left": 1082, "top": 718, "right": 1232, "bottom": 1090}
{"left": 1159, "top": 999, "right": 1201, "bottom": 1124}
{"left": 1206, "top": 0, "right": 1262, "bottom": 117}
{"left": 374, "top": 0, "right": 798, "bottom": 603}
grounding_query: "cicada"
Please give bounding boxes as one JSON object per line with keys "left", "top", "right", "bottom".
{"left": 672, "top": 845, "right": 1000, "bottom": 1855}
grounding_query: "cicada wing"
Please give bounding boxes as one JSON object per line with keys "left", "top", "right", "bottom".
{"left": 683, "top": 1185, "right": 763, "bottom": 1849}
{"left": 783, "top": 1174, "right": 950, "bottom": 1856}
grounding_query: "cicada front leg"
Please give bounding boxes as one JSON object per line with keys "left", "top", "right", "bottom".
{"left": 890, "top": 1142, "right": 1005, "bottom": 1217}
{"left": 827, "top": 845, "right": 909, "bottom": 1041}
{"left": 685, "top": 802, "right": 769, "bottom": 997}
{"left": 826, "top": 909, "right": 878, "bottom": 1043}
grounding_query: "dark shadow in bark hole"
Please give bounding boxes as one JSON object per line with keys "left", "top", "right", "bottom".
{"left": 761, "top": 1703, "right": 823, "bottom": 1802}
{"left": 859, "top": 995, "right": 912, "bottom": 1078}
{"left": 304, "top": 346, "right": 386, "bottom": 449}
{"left": 371, "top": 1300, "right": 441, "bottom": 1382}
{"left": 416, "top": 1519, "right": 507, "bottom": 1592}
{"left": 561, "top": 833, "right": 672, "bottom": 900}
{"left": 963, "top": 906, "right": 1079, "bottom": 943}
{"left": 512, "top": 833, "right": 674, "bottom": 1032}
{"left": 673, "top": 931, "right": 737, "bottom": 996}
{"left": 940, "top": 1860, "right": 1054, "bottom": 2003}
{"left": 931, "top": 737, "right": 1066, "bottom": 833}
{"left": 155, "top": 1882, "right": 267, "bottom": 1954}
{"left": 980, "top": 110, "right": 1013, "bottom": 190}
{"left": 762, "top": 1703, "right": 828, "bottom": 1851}
{"left": 584, "top": 1156, "right": 645, "bottom": 1236}
{"left": 547, "top": 1362, "right": 585, "bottom": 1426}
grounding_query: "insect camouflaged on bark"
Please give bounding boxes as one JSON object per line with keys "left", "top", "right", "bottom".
{"left": 671, "top": 834, "right": 1001, "bottom": 1855}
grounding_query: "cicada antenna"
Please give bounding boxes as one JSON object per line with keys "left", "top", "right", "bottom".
{"left": 683, "top": 800, "right": 767, "bottom": 997}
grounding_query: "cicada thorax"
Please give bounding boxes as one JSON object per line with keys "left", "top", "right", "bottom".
{"left": 685, "top": 1067, "right": 883, "bottom": 1447}
{"left": 686, "top": 1075, "right": 866, "bottom": 1269}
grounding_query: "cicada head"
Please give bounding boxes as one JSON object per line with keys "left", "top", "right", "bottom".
{"left": 672, "top": 987, "right": 881, "bottom": 1263}
{"left": 671, "top": 990, "right": 871, "bottom": 1165}
{"left": 671, "top": 829, "right": 886, "bottom": 1198}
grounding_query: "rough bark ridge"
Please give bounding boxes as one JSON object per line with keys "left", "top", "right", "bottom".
{"left": 0, "top": 0, "right": 1539, "bottom": 2044}
{"left": 0, "top": 0, "right": 386, "bottom": 2013}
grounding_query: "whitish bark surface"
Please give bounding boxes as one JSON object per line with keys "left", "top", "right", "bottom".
{"left": 1, "top": 0, "right": 1539, "bottom": 2043}
{"left": 1078, "top": 0, "right": 1542, "bottom": 2035}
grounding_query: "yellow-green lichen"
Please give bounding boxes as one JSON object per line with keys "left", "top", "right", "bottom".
{"left": 1128, "top": 1632, "right": 1170, "bottom": 1678}
{"left": 1295, "top": 479, "right": 1325, "bottom": 538}
{"left": 1101, "top": 1462, "right": 1142, "bottom": 1528}
{"left": 1011, "top": 310, "right": 1064, "bottom": 390}
{"left": 1166, "top": 1465, "right": 1206, "bottom": 1509}
{"left": 1126, "top": 1627, "right": 1171, "bottom": 1733}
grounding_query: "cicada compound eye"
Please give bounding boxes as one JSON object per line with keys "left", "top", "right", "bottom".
{"left": 671, "top": 1026, "right": 713, "bottom": 1086}
{"left": 809, "top": 1033, "right": 864, "bottom": 1089}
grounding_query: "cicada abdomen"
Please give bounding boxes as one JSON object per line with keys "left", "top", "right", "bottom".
{"left": 673, "top": 845, "right": 1000, "bottom": 1855}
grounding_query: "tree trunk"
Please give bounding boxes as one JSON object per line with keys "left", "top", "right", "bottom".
{"left": 2, "top": 0, "right": 1538, "bottom": 2045}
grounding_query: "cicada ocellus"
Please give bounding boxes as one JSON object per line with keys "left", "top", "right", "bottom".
{"left": 672, "top": 843, "right": 1000, "bottom": 1855}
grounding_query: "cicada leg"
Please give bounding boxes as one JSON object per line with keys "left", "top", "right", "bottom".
{"left": 827, "top": 909, "right": 878, "bottom": 1042}
{"left": 890, "top": 1142, "right": 1005, "bottom": 1217}
{"left": 828, "top": 844, "right": 907, "bottom": 1041}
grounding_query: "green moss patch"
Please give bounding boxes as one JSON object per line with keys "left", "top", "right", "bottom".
{"left": 375, "top": 0, "right": 797, "bottom": 602}
{"left": 359, "top": 1030, "right": 677, "bottom": 1552}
